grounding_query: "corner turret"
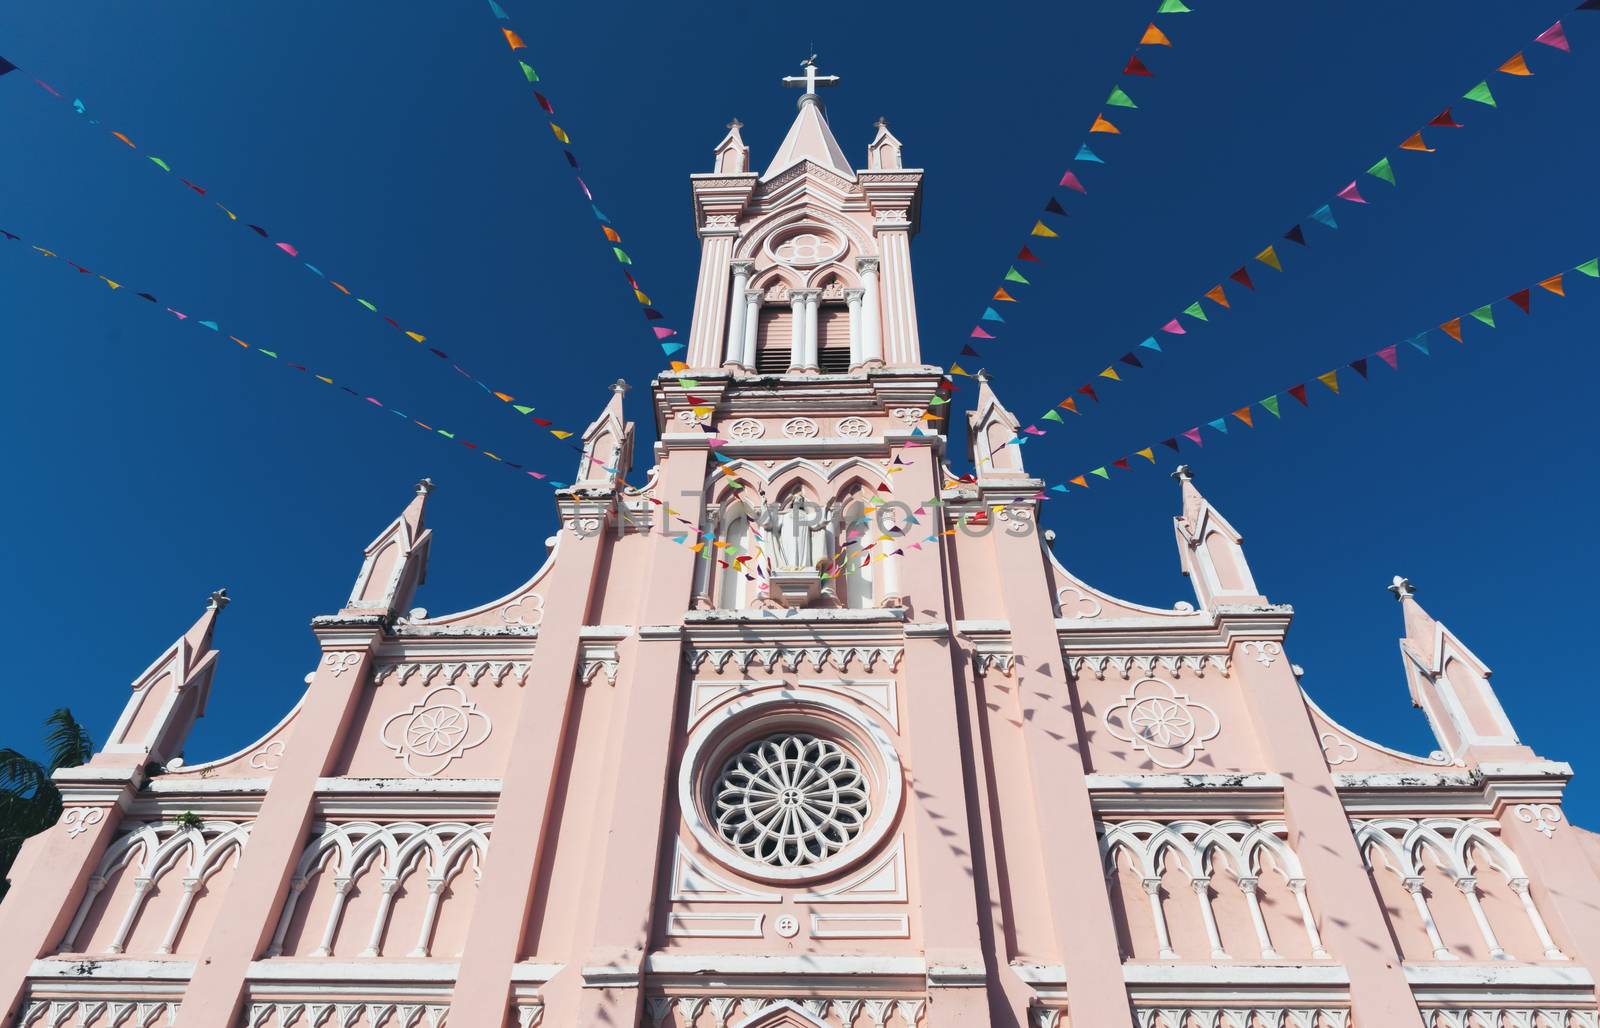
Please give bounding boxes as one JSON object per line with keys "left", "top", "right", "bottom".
{"left": 967, "top": 371, "right": 1026, "bottom": 479}
{"left": 97, "top": 589, "right": 228, "bottom": 767}
{"left": 1171, "top": 466, "right": 1266, "bottom": 609}
{"left": 341, "top": 478, "right": 434, "bottom": 620}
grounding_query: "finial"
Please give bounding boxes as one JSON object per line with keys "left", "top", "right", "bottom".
{"left": 416, "top": 477, "right": 436, "bottom": 496}
{"left": 207, "top": 587, "right": 230, "bottom": 611}
{"left": 726, "top": 117, "right": 743, "bottom": 130}
{"left": 1170, "top": 464, "right": 1194, "bottom": 482}
{"left": 874, "top": 116, "right": 888, "bottom": 130}
{"left": 974, "top": 368, "right": 990, "bottom": 383}
{"left": 782, "top": 57, "right": 841, "bottom": 101}
{"left": 1387, "top": 575, "right": 1416, "bottom": 600}
{"left": 610, "top": 378, "right": 631, "bottom": 395}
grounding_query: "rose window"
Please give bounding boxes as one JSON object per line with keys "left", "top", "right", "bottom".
{"left": 712, "top": 733, "right": 870, "bottom": 868}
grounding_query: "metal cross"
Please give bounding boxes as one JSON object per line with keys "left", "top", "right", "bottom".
{"left": 782, "top": 56, "right": 840, "bottom": 97}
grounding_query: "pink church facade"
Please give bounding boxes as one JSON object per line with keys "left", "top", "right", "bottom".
{"left": 4, "top": 68, "right": 1600, "bottom": 1028}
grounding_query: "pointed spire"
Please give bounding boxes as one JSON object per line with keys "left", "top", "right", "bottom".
{"left": 765, "top": 58, "right": 853, "bottom": 180}
{"left": 100, "top": 589, "right": 232, "bottom": 764}
{"left": 967, "top": 370, "right": 1027, "bottom": 478}
{"left": 714, "top": 118, "right": 750, "bottom": 173}
{"left": 1389, "top": 575, "right": 1531, "bottom": 761}
{"left": 1171, "top": 467, "right": 1265, "bottom": 608}
{"left": 574, "top": 379, "right": 635, "bottom": 489}
{"left": 867, "top": 116, "right": 904, "bottom": 170}
{"left": 342, "top": 479, "right": 435, "bottom": 619}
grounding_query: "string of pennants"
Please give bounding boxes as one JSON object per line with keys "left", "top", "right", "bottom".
{"left": 919, "top": 0, "right": 1196, "bottom": 426}
{"left": 1042, "top": 256, "right": 1598, "bottom": 493}
{"left": 992, "top": 15, "right": 1579, "bottom": 436}
{"left": 487, "top": 0, "right": 682, "bottom": 356}
{"left": 0, "top": 56, "right": 580, "bottom": 443}
{"left": 0, "top": 227, "right": 584, "bottom": 488}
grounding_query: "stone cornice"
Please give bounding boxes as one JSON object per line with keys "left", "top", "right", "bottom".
{"left": 1056, "top": 606, "right": 1294, "bottom": 653}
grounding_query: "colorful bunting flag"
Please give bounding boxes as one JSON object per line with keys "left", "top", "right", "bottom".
{"left": 1337, "top": 181, "right": 1367, "bottom": 204}
{"left": 1429, "top": 108, "right": 1464, "bottom": 128}
{"left": 1399, "top": 131, "right": 1435, "bottom": 153}
{"left": 1089, "top": 114, "right": 1120, "bottom": 134}
{"left": 1260, "top": 395, "right": 1281, "bottom": 418}
{"left": 1255, "top": 245, "right": 1283, "bottom": 271}
{"left": 1498, "top": 52, "right": 1533, "bottom": 76}
{"left": 1141, "top": 23, "right": 1172, "bottom": 46}
{"left": 1367, "top": 157, "right": 1396, "bottom": 185}
{"left": 1230, "top": 266, "right": 1255, "bottom": 290}
{"left": 1204, "top": 283, "right": 1230, "bottom": 307}
{"left": 1107, "top": 86, "right": 1138, "bottom": 108}
{"left": 1469, "top": 305, "right": 1495, "bottom": 327}
{"left": 1534, "top": 22, "right": 1570, "bottom": 52}
{"left": 1464, "top": 80, "right": 1497, "bottom": 106}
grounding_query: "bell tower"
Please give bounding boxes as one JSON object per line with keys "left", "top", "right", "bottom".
{"left": 682, "top": 60, "right": 925, "bottom": 374}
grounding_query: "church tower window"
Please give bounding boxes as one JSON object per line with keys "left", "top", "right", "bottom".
{"left": 712, "top": 733, "right": 870, "bottom": 868}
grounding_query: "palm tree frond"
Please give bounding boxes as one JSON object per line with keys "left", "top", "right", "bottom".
{"left": 43, "top": 708, "right": 93, "bottom": 773}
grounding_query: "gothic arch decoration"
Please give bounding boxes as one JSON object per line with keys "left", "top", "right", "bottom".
{"left": 59, "top": 819, "right": 251, "bottom": 956}
{"left": 1098, "top": 819, "right": 1327, "bottom": 962}
{"left": 735, "top": 205, "right": 875, "bottom": 265}
{"left": 750, "top": 265, "right": 802, "bottom": 299}
{"left": 1352, "top": 817, "right": 1566, "bottom": 961}
{"left": 268, "top": 821, "right": 490, "bottom": 960}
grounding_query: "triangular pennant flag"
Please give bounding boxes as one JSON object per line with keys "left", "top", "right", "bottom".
{"left": 1005, "top": 267, "right": 1031, "bottom": 284}
{"left": 1016, "top": 246, "right": 1042, "bottom": 263}
{"left": 1157, "top": 0, "right": 1191, "bottom": 11}
{"left": 1337, "top": 181, "right": 1368, "bottom": 204}
{"left": 1280, "top": 224, "right": 1307, "bottom": 247}
{"left": 1161, "top": 438, "right": 1181, "bottom": 451}
{"left": 502, "top": 27, "right": 527, "bottom": 49}
{"left": 1043, "top": 409, "right": 1065, "bottom": 423}
{"left": 1469, "top": 305, "right": 1496, "bottom": 327}
{"left": 1031, "top": 220, "right": 1059, "bottom": 238}
{"left": 1182, "top": 427, "right": 1204, "bottom": 446}
{"left": 1260, "top": 395, "right": 1281, "bottom": 418}
{"left": 1376, "top": 344, "right": 1398, "bottom": 369}
{"left": 1440, "top": 318, "right": 1463, "bottom": 341}
{"left": 1288, "top": 384, "right": 1309, "bottom": 406}
{"left": 1579, "top": 259, "right": 1600, "bottom": 278}
{"left": 1408, "top": 334, "right": 1431, "bottom": 355}
{"left": 654, "top": 326, "right": 679, "bottom": 339}
{"left": 1230, "top": 265, "right": 1255, "bottom": 290}
{"left": 1070, "top": 475, "right": 1089, "bottom": 488}
{"left": 1090, "top": 466, "right": 1111, "bottom": 479}
{"left": 993, "top": 288, "right": 1017, "bottom": 302}
{"left": 148, "top": 156, "right": 172, "bottom": 172}
{"left": 981, "top": 307, "right": 1005, "bottom": 322}
{"left": 1316, "top": 370, "right": 1340, "bottom": 394}
{"left": 1539, "top": 273, "right": 1565, "bottom": 296}
{"left": 1107, "top": 86, "right": 1138, "bottom": 108}
{"left": 971, "top": 326, "right": 996, "bottom": 339}
{"left": 1429, "top": 107, "right": 1463, "bottom": 128}
{"left": 1113, "top": 459, "right": 1131, "bottom": 471}
{"left": 1367, "top": 157, "right": 1396, "bottom": 185}
{"left": 1255, "top": 245, "right": 1283, "bottom": 271}
{"left": 1204, "top": 283, "right": 1230, "bottom": 307}
{"left": 1059, "top": 170, "right": 1087, "bottom": 193}
{"left": 513, "top": 404, "right": 536, "bottom": 415}
{"left": 520, "top": 61, "right": 539, "bottom": 82}
{"left": 1140, "top": 336, "right": 1162, "bottom": 351}
{"left": 961, "top": 345, "right": 982, "bottom": 356}
{"left": 1137, "top": 447, "right": 1156, "bottom": 462}
{"left": 1076, "top": 143, "right": 1104, "bottom": 163}
{"left": 1141, "top": 23, "right": 1172, "bottom": 46}
{"left": 1099, "top": 367, "right": 1122, "bottom": 381}
{"left": 1535, "top": 21, "right": 1570, "bottom": 51}
{"left": 1160, "top": 318, "right": 1186, "bottom": 334}
{"left": 950, "top": 363, "right": 974, "bottom": 377}
{"left": 1044, "top": 197, "right": 1069, "bottom": 215}
{"left": 1124, "top": 55, "right": 1154, "bottom": 77}
{"left": 1232, "top": 407, "right": 1254, "bottom": 428}
{"left": 1399, "top": 131, "right": 1435, "bottom": 152}
{"left": 1089, "top": 114, "right": 1120, "bottom": 134}
{"left": 1119, "top": 352, "right": 1144, "bottom": 368}
{"left": 1508, "top": 288, "right": 1532, "bottom": 313}
{"left": 1309, "top": 204, "right": 1338, "bottom": 229}
{"left": 1078, "top": 384, "right": 1100, "bottom": 402}
{"left": 1182, "top": 301, "right": 1207, "bottom": 321}
{"left": 1051, "top": 483, "right": 1070, "bottom": 494}
{"left": 1058, "top": 397, "right": 1079, "bottom": 413}
{"left": 1498, "top": 52, "right": 1533, "bottom": 75}
{"left": 1464, "top": 81, "right": 1497, "bottom": 106}
{"left": 1208, "top": 418, "right": 1228, "bottom": 434}
{"left": 1348, "top": 358, "right": 1369, "bottom": 379}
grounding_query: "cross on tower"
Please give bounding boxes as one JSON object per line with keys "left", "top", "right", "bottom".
{"left": 782, "top": 56, "right": 840, "bottom": 98}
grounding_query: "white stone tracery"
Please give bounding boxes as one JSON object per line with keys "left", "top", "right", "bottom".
{"left": 267, "top": 821, "right": 489, "bottom": 959}
{"left": 1352, "top": 817, "right": 1566, "bottom": 961}
{"left": 713, "top": 733, "right": 870, "bottom": 868}
{"left": 1099, "top": 819, "right": 1328, "bottom": 961}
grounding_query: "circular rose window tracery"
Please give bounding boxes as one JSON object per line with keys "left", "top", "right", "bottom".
{"left": 713, "top": 733, "right": 870, "bottom": 868}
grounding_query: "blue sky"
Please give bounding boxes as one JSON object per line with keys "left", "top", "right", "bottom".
{"left": 2, "top": 2, "right": 1597, "bottom": 820}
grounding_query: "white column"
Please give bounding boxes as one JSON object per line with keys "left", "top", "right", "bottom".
{"left": 856, "top": 258, "right": 883, "bottom": 366}
{"left": 788, "top": 291, "right": 806, "bottom": 372}
{"left": 265, "top": 876, "right": 308, "bottom": 957}
{"left": 1404, "top": 877, "right": 1455, "bottom": 959}
{"left": 410, "top": 879, "right": 447, "bottom": 958}
{"left": 1142, "top": 878, "right": 1179, "bottom": 959}
{"left": 740, "top": 289, "right": 762, "bottom": 369}
{"left": 106, "top": 877, "right": 153, "bottom": 954}
{"left": 155, "top": 877, "right": 201, "bottom": 954}
{"left": 312, "top": 877, "right": 354, "bottom": 957}
{"left": 1192, "top": 878, "right": 1230, "bottom": 959}
{"left": 801, "top": 290, "right": 820, "bottom": 371}
{"left": 1287, "top": 879, "right": 1329, "bottom": 958}
{"left": 60, "top": 876, "right": 108, "bottom": 951}
{"left": 362, "top": 878, "right": 401, "bottom": 956}
{"left": 724, "top": 260, "right": 753, "bottom": 368}
{"left": 844, "top": 288, "right": 865, "bottom": 368}
{"left": 1236, "top": 878, "right": 1281, "bottom": 959}
{"left": 1455, "top": 877, "right": 1509, "bottom": 960}
{"left": 1508, "top": 878, "right": 1566, "bottom": 959}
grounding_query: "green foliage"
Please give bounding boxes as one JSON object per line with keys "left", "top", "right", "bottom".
{"left": 0, "top": 710, "right": 92, "bottom": 899}
{"left": 172, "top": 810, "right": 203, "bottom": 830}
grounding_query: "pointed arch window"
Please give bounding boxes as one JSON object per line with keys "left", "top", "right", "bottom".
{"left": 716, "top": 504, "right": 754, "bottom": 609}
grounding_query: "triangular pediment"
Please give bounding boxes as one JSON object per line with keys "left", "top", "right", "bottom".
{"left": 733, "top": 1000, "right": 831, "bottom": 1028}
